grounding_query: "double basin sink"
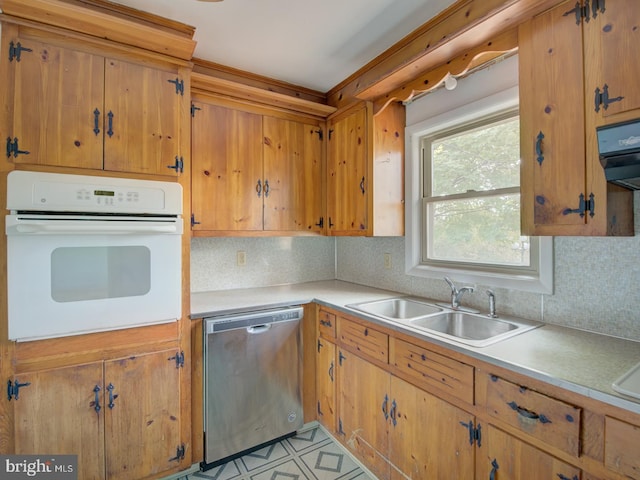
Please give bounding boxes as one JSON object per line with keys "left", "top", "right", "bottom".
{"left": 346, "top": 297, "right": 542, "bottom": 347}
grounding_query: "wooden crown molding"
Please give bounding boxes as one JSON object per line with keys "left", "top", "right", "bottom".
{"left": 327, "top": 0, "right": 562, "bottom": 109}
{"left": 191, "top": 72, "right": 336, "bottom": 118}
{"left": 0, "top": 0, "right": 196, "bottom": 60}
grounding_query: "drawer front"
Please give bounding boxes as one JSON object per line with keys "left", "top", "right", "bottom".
{"left": 318, "top": 310, "right": 336, "bottom": 338}
{"left": 605, "top": 416, "right": 640, "bottom": 478}
{"left": 337, "top": 317, "right": 388, "bottom": 364}
{"left": 484, "top": 374, "right": 581, "bottom": 456}
{"left": 390, "top": 338, "right": 474, "bottom": 404}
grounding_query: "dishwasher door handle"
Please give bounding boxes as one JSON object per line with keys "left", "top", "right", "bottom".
{"left": 247, "top": 324, "right": 271, "bottom": 334}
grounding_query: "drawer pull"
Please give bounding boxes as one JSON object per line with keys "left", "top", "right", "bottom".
{"left": 557, "top": 475, "right": 579, "bottom": 480}
{"left": 390, "top": 399, "right": 398, "bottom": 427}
{"left": 320, "top": 319, "right": 333, "bottom": 328}
{"left": 507, "top": 401, "right": 552, "bottom": 424}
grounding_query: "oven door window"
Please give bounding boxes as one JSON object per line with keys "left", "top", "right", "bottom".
{"left": 51, "top": 246, "right": 151, "bottom": 302}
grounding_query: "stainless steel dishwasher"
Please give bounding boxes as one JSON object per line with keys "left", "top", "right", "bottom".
{"left": 203, "top": 306, "right": 304, "bottom": 468}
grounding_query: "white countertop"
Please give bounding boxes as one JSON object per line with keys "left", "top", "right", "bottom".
{"left": 192, "top": 280, "right": 640, "bottom": 415}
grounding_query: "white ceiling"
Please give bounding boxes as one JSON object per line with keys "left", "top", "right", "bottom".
{"left": 110, "top": 0, "right": 457, "bottom": 92}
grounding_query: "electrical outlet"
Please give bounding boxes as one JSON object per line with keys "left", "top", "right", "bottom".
{"left": 237, "top": 251, "right": 246, "bottom": 266}
{"left": 384, "top": 253, "right": 392, "bottom": 269}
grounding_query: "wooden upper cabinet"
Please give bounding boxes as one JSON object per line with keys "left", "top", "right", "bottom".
{"left": 263, "top": 116, "right": 323, "bottom": 232}
{"left": 519, "top": 0, "right": 635, "bottom": 236}
{"left": 327, "top": 103, "right": 369, "bottom": 235}
{"left": 103, "top": 59, "right": 183, "bottom": 176}
{"left": 191, "top": 99, "right": 325, "bottom": 235}
{"left": 327, "top": 101, "right": 404, "bottom": 237}
{"left": 9, "top": 38, "right": 105, "bottom": 169}
{"left": 191, "top": 101, "right": 263, "bottom": 232}
{"left": 4, "top": 28, "right": 186, "bottom": 177}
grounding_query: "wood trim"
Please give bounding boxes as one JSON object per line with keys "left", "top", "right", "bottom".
{"left": 193, "top": 58, "right": 327, "bottom": 105}
{"left": 372, "top": 29, "right": 518, "bottom": 114}
{"left": 0, "top": 0, "right": 196, "bottom": 60}
{"left": 191, "top": 73, "right": 337, "bottom": 118}
{"left": 327, "top": 0, "right": 561, "bottom": 109}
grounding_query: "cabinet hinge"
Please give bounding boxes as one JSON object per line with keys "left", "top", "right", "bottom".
{"left": 168, "top": 78, "right": 184, "bottom": 96}
{"left": 338, "top": 418, "right": 345, "bottom": 436}
{"left": 563, "top": 193, "right": 595, "bottom": 218}
{"left": 328, "top": 129, "right": 334, "bottom": 140}
{"left": 191, "top": 103, "right": 201, "bottom": 117}
{"left": 7, "top": 379, "right": 31, "bottom": 401}
{"left": 317, "top": 339, "right": 323, "bottom": 353}
{"left": 338, "top": 351, "right": 346, "bottom": 366}
{"left": 191, "top": 213, "right": 201, "bottom": 227}
{"left": 314, "top": 129, "right": 323, "bottom": 140}
{"left": 169, "top": 351, "right": 185, "bottom": 368}
{"left": 8, "top": 41, "right": 32, "bottom": 62}
{"left": 167, "top": 156, "right": 184, "bottom": 174}
{"left": 315, "top": 217, "right": 324, "bottom": 229}
{"left": 6, "top": 137, "right": 30, "bottom": 158}
{"left": 594, "top": 84, "right": 624, "bottom": 113}
{"left": 317, "top": 401, "right": 323, "bottom": 416}
{"left": 459, "top": 420, "right": 482, "bottom": 446}
{"left": 563, "top": 0, "right": 606, "bottom": 25}
{"left": 169, "top": 443, "right": 186, "bottom": 462}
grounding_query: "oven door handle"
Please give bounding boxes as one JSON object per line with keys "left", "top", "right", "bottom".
{"left": 7, "top": 220, "right": 182, "bottom": 235}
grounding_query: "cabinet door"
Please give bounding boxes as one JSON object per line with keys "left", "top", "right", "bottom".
{"left": 103, "top": 59, "right": 182, "bottom": 176}
{"left": 10, "top": 38, "right": 104, "bottom": 169}
{"left": 389, "top": 375, "right": 475, "bottom": 480}
{"left": 191, "top": 101, "right": 264, "bottom": 231}
{"left": 104, "top": 350, "right": 182, "bottom": 480}
{"left": 316, "top": 338, "right": 336, "bottom": 433}
{"left": 481, "top": 425, "right": 581, "bottom": 480}
{"left": 337, "top": 349, "right": 390, "bottom": 479}
{"left": 327, "top": 104, "right": 369, "bottom": 235}
{"left": 519, "top": 2, "right": 589, "bottom": 235}
{"left": 585, "top": 0, "right": 640, "bottom": 118}
{"left": 12, "top": 362, "right": 105, "bottom": 479}
{"left": 263, "top": 116, "right": 323, "bottom": 232}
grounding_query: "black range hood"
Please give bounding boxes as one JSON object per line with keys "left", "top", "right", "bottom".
{"left": 597, "top": 118, "right": 640, "bottom": 190}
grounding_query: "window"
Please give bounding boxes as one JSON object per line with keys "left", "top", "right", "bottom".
{"left": 405, "top": 71, "right": 552, "bottom": 293}
{"left": 422, "top": 109, "right": 534, "bottom": 271}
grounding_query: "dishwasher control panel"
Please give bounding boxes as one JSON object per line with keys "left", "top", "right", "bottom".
{"left": 205, "top": 306, "right": 303, "bottom": 333}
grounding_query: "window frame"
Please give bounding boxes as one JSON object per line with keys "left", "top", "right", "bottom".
{"left": 405, "top": 85, "right": 553, "bottom": 294}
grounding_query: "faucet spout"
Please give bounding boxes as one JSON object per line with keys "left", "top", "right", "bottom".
{"left": 444, "top": 276, "right": 474, "bottom": 310}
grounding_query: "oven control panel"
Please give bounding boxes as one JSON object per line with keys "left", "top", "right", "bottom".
{"left": 7, "top": 171, "right": 182, "bottom": 215}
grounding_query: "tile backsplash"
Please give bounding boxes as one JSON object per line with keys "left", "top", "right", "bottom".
{"left": 191, "top": 194, "right": 640, "bottom": 342}
{"left": 191, "top": 236, "right": 335, "bottom": 292}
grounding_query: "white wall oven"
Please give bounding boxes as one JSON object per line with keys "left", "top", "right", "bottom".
{"left": 6, "top": 171, "right": 183, "bottom": 342}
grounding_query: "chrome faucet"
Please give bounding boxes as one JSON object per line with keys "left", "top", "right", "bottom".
{"left": 444, "top": 277, "right": 474, "bottom": 310}
{"left": 486, "top": 290, "right": 498, "bottom": 318}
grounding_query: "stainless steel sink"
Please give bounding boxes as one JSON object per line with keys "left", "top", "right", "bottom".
{"left": 346, "top": 297, "right": 443, "bottom": 321}
{"left": 406, "top": 311, "right": 542, "bottom": 347}
{"left": 346, "top": 297, "right": 541, "bottom": 347}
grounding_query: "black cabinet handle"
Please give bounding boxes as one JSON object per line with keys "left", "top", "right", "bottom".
{"left": 381, "top": 394, "right": 389, "bottom": 420}
{"left": 93, "top": 385, "right": 101, "bottom": 413}
{"left": 535, "top": 131, "right": 544, "bottom": 165}
{"left": 107, "top": 383, "right": 117, "bottom": 409}
{"left": 489, "top": 459, "right": 499, "bottom": 480}
{"left": 107, "top": 111, "right": 114, "bottom": 137}
{"left": 360, "top": 176, "right": 366, "bottom": 195}
{"left": 264, "top": 179, "right": 270, "bottom": 197}
{"left": 390, "top": 399, "right": 397, "bottom": 427}
{"left": 328, "top": 361, "right": 334, "bottom": 382}
{"left": 507, "top": 401, "right": 552, "bottom": 424}
{"left": 93, "top": 109, "right": 101, "bottom": 135}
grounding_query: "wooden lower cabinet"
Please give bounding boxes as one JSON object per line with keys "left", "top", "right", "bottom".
{"left": 316, "top": 337, "right": 337, "bottom": 434}
{"left": 480, "top": 425, "right": 581, "bottom": 480}
{"left": 11, "top": 349, "right": 183, "bottom": 480}
{"left": 336, "top": 346, "right": 475, "bottom": 480}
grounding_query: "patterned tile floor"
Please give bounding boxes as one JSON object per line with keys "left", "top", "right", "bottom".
{"left": 182, "top": 427, "right": 375, "bottom": 480}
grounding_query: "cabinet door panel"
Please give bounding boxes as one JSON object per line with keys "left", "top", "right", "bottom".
{"left": 389, "top": 376, "right": 475, "bottom": 480}
{"left": 589, "top": 0, "right": 640, "bottom": 117}
{"left": 482, "top": 425, "right": 581, "bottom": 480}
{"left": 337, "top": 349, "right": 390, "bottom": 479}
{"left": 11, "top": 38, "right": 104, "bottom": 169}
{"left": 519, "top": 3, "right": 588, "bottom": 234}
{"left": 263, "top": 116, "right": 323, "bottom": 231}
{"left": 13, "top": 363, "right": 105, "bottom": 480}
{"left": 316, "top": 338, "right": 336, "bottom": 433}
{"left": 104, "top": 350, "right": 181, "bottom": 480}
{"left": 103, "top": 59, "right": 181, "bottom": 175}
{"left": 327, "top": 106, "right": 368, "bottom": 234}
{"left": 191, "top": 102, "right": 264, "bottom": 231}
